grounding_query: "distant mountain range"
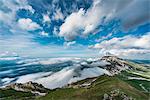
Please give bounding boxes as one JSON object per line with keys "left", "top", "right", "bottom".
{"left": 0, "top": 56, "right": 149, "bottom": 100}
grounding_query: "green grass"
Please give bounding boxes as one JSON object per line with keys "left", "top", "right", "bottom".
{"left": 1, "top": 60, "right": 150, "bottom": 100}
{"left": 38, "top": 75, "right": 149, "bottom": 100}
{"left": 118, "top": 71, "right": 150, "bottom": 93}
{"left": 0, "top": 89, "right": 35, "bottom": 100}
{"left": 125, "top": 80, "right": 150, "bottom": 92}
{"left": 125, "top": 61, "right": 149, "bottom": 72}
{"left": 0, "top": 75, "right": 149, "bottom": 100}
{"left": 129, "top": 71, "right": 150, "bottom": 79}
{"left": 125, "top": 61, "right": 150, "bottom": 79}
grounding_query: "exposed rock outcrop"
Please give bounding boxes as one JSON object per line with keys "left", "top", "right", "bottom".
{"left": 103, "top": 89, "right": 134, "bottom": 100}
{"left": 100, "top": 56, "right": 129, "bottom": 75}
{"left": 5, "top": 81, "right": 48, "bottom": 96}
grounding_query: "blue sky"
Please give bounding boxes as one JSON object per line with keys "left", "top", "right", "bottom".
{"left": 0, "top": 0, "right": 150, "bottom": 59}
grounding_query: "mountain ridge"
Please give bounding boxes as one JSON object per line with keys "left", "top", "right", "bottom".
{"left": 0, "top": 56, "right": 149, "bottom": 100}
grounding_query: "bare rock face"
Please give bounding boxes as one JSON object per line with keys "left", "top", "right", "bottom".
{"left": 100, "top": 56, "right": 129, "bottom": 75}
{"left": 103, "top": 89, "right": 134, "bottom": 100}
{"left": 5, "top": 81, "right": 48, "bottom": 96}
{"left": 67, "top": 77, "right": 97, "bottom": 89}
{"left": 101, "top": 56, "right": 126, "bottom": 66}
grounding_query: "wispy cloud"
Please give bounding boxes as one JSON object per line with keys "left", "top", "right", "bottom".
{"left": 0, "top": 0, "right": 149, "bottom": 59}
{"left": 90, "top": 32, "right": 150, "bottom": 59}
{"left": 0, "top": 0, "right": 34, "bottom": 26}
{"left": 43, "top": 14, "right": 51, "bottom": 23}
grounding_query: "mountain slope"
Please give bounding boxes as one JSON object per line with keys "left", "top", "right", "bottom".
{"left": 1, "top": 75, "right": 149, "bottom": 100}
{"left": 0, "top": 56, "right": 149, "bottom": 100}
{"left": 0, "top": 89, "right": 35, "bottom": 100}
{"left": 39, "top": 75, "right": 149, "bottom": 100}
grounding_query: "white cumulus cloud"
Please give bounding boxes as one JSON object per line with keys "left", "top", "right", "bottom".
{"left": 58, "top": 1, "right": 103, "bottom": 41}
{"left": 58, "top": 0, "right": 149, "bottom": 41}
{"left": 91, "top": 32, "right": 150, "bottom": 49}
{"left": 43, "top": 14, "right": 51, "bottom": 23}
{"left": 90, "top": 32, "right": 150, "bottom": 59}
{"left": 18, "top": 18, "right": 41, "bottom": 31}
{"left": 0, "top": 0, "right": 34, "bottom": 24}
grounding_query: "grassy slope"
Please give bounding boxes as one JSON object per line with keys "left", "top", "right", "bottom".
{"left": 118, "top": 71, "right": 150, "bottom": 93}
{"left": 39, "top": 75, "right": 149, "bottom": 100}
{"left": 125, "top": 61, "right": 150, "bottom": 79}
{"left": 0, "top": 89, "right": 35, "bottom": 100}
{"left": 1, "top": 61, "right": 149, "bottom": 100}
{"left": 0, "top": 75, "right": 149, "bottom": 100}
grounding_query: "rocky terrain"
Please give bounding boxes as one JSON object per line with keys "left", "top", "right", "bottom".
{"left": 0, "top": 56, "right": 149, "bottom": 100}
{"left": 5, "top": 81, "right": 48, "bottom": 96}
{"left": 98, "top": 56, "right": 129, "bottom": 75}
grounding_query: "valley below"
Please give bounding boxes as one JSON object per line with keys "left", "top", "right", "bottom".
{"left": 0, "top": 56, "right": 150, "bottom": 100}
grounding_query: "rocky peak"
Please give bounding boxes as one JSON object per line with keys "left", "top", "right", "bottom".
{"left": 101, "top": 56, "right": 126, "bottom": 66}
{"left": 5, "top": 81, "right": 48, "bottom": 96}
{"left": 101, "top": 55, "right": 122, "bottom": 62}
{"left": 100, "top": 56, "right": 129, "bottom": 75}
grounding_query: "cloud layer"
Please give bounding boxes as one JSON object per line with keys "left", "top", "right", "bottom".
{"left": 58, "top": 1, "right": 104, "bottom": 41}
{"left": 58, "top": 0, "right": 149, "bottom": 40}
{"left": 0, "top": 0, "right": 149, "bottom": 59}
{"left": 16, "top": 58, "right": 110, "bottom": 89}
{"left": 90, "top": 32, "right": 150, "bottom": 59}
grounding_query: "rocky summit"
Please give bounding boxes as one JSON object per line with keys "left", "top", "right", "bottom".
{"left": 100, "top": 56, "right": 129, "bottom": 75}
{"left": 0, "top": 56, "right": 149, "bottom": 100}
{"left": 5, "top": 81, "right": 48, "bottom": 96}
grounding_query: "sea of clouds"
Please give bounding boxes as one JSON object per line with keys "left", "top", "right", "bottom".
{"left": 0, "top": 56, "right": 110, "bottom": 89}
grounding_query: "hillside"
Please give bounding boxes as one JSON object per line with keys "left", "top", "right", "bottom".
{"left": 0, "top": 56, "right": 149, "bottom": 100}
{"left": 39, "top": 75, "right": 149, "bottom": 100}
{"left": 1, "top": 74, "right": 148, "bottom": 100}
